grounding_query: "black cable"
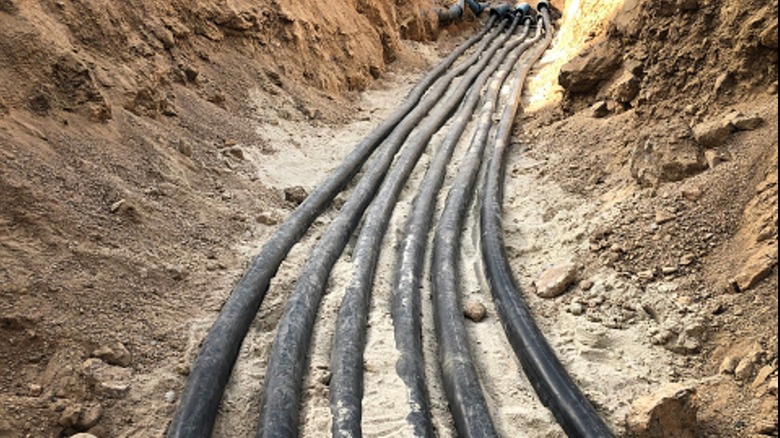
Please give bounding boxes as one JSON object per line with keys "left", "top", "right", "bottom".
{"left": 431, "top": 18, "right": 544, "bottom": 438}
{"left": 329, "top": 16, "right": 531, "bottom": 438}
{"left": 479, "top": 7, "right": 616, "bottom": 438}
{"left": 391, "top": 16, "right": 538, "bottom": 438}
{"left": 255, "top": 20, "right": 512, "bottom": 438}
{"left": 165, "top": 16, "right": 499, "bottom": 438}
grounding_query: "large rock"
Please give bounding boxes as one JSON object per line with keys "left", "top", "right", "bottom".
{"left": 631, "top": 120, "right": 707, "bottom": 187}
{"left": 284, "top": 186, "right": 309, "bottom": 205}
{"left": 627, "top": 383, "right": 698, "bottom": 438}
{"left": 82, "top": 358, "right": 133, "bottom": 399}
{"left": 559, "top": 41, "right": 621, "bottom": 94}
{"left": 692, "top": 119, "right": 733, "bottom": 148}
{"left": 92, "top": 342, "right": 132, "bottom": 367}
{"left": 536, "top": 264, "right": 578, "bottom": 298}
{"left": 610, "top": 70, "right": 641, "bottom": 103}
{"left": 760, "top": 21, "right": 779, "bottom": 49}
{"left": 732, "top": 242, "right": 778, "bottom": 292}
{"left": 723, "top": 111, "right": 765, "bottom": 131}
{"left": 694, "top": 112, "right": 765, "bottom": 148}
{"left": 630, "top": 140, "right": 708, "bottom": 187}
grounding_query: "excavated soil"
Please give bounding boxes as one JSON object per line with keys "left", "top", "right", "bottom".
{"left": 1, "top": 0, "right": 778, "bottom": 437}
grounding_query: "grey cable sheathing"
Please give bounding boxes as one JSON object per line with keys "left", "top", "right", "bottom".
{"left": 165, "top": 16, "right": 500, "bottom": 438}
{"left": 329, "top": 16, "right": 533, "bottom": 438}
{"left": 479, "top": 8, "right": 616, "bottom": 438}
{"left": 391, "top": 18, "right": 538, "bottom": 438}
{"left": 431, "top": 18, "right": 544, "bottom": 438}
{"left": 256, "top": 20, "right": 513, "bottom": 438}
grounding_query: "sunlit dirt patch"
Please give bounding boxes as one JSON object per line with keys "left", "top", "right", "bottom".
{"left": 525, "top": 0, "right": 627, "bottom": 111}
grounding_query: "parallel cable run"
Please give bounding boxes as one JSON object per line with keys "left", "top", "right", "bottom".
{"left": 329, "top": 15, "right": 532, "bottom": 438}
{"left": 166, "top": 16, "right": 499, "bottom": 438}
{"left": 479, "top": 6, "right": 617, "bottom": 438}
{"left": 392, "top": 16, "right": 538, "bottom": 438}
{"left": 430, "top": 16, "right": 545, "bottom": 438}
{"left": 256, "top": 19, "right": 512, "bottom": 438}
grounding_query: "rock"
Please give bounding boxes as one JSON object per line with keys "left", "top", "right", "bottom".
{"left": 661, "top": 266, "right": 679, "bottom": 276}
{"left": 110, "top": 199, "right": 127, "bottom": 213}
{"left": 169, "top": 264, "right": 189, "bottom": 281}
{"left": 569, "top": 302, "right": 586, "bottom": 316}
{"left": 92, "top": 342, "right": 132, "bottom": 367}
{"left": 755, "top": 419, "right": 779, "bottom": 436}
{"left": 610, "top": 70, "right": 641, "bottom": 103}
{"left": 723, "top": 112, "right": 765, "bottom": 131}
{"left": 222, "top": 146, "right": 245, "bottom": 160}
{"left": 751, "top": 366, "right": 776, "bottom": 391}
{"left": 668, "top": 321, "right": 706, "bottom": 354}
{"left": 150, "top": 23, "right": 176, "bottom": 49}
{"left": 177, "top": 139, "right": 192, "bottom": 157}
{"left": 714, "top": 72, "right": 734, "bottom": 95}
{"left": 682, "top": 186, "right": 703, "bottom": 201}
{"left": 693, "top": 119, "right": 733, "bottom": 148}
{"left": 535, "top": 264, "right": 578, "bottom": 298}
{"left": 161, "top": 100, "right": 178, "bottom": 117}
{"left": 760, "top": 22, "right": 779, "bottom": 49}
{"left": 284, "top": 186, "right": 308, "bottom": 205}
{"left": 720, "top": 355, "right": 740, "bottom": 375}
{"left": 591, "top": 101, "right": 609, "bottom": 118}
{"left": 579, "top": 280, "right": 595, "bottom": 291}
{"left": 630, "top": 124, "right": 707, "bottom": 187}
{"left": 28, "top": 384, "right": 43, "bottom": 397}
{"left": 58, "top": 404, "right": 83, "bottom": 428}
{"left": 627, "top": 383, "right": 698, "bottom": 438}
{"left": 638, "top": 270, "right": 656, "bottom": 281}
{"left": 559, "top": 41, "right": 621, "bottom": 93}
{"left": 624, "top": 58, "right": 645, "bottom": 76}
{"left": 768, "top": 377, "right": 779, "bottom": 396}
{"left": 82, "top": 358, "right": 133, "bottom": 399}
{"left": 732, "top": 243, "right": 778, "bottom": 292}
{"left": 680, "top": 253, "right": 696, "bottom": 266}
{"left": 464, "top": 302, "right": 488, "bottom": 323}
{"left": 705, "top": 149, "right": 730, "bottom": 169}
{"left": 76, "top": 404, "right": 103, "bottom": 430}
{"left": 735, "top": 357, "right": 756, "bottom": 381}
{"left": 256, "top": 211, "right": 279, "bottom": 226}
{"left": 182, "top": 66, "right": 199, "bottom": 83}
{"left": 165, "top": 390, "right": 177, "bottom": 404}
{"left": 70, "top": 434, "right": 99, "bottom": 438}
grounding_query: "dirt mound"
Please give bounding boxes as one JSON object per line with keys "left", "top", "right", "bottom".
{"left": 558, "top": 0, "right": 778, "bottom": 113}
{"left": 514, "top": 0, "right": 778, "bottom": 435}
{"left": 0, "top": 0, "right": 439, "bottom": 121}
{"left": 0, "top": 0, "right": 449, "bottom": 436}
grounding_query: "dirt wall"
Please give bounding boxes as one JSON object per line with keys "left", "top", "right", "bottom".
{"left": 0, "top": 0, "right": 440, "bottom": 124}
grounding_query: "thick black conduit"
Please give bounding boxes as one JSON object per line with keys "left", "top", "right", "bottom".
{"left": 438, "top": 0, "right": 490, "bottom": 22}
{"left": 165, "top": 16, "right": 499, "bottom": 438}
{"left": 391, "top": 16, "right": 535, "bottom": 438}
{"left": 330, "top": 15, "right": 530, "bottom": 438}
{"left": 430, "top": 19, "right": 544, "bottom": 438}
{"left": 479, "top": 7, "right": 616, "bottom": 438}
{"left": 256, "top": 20, "right": 512, "bottom": 438}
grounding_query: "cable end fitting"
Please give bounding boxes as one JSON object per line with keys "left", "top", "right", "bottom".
{"left": 489, "top": 4, "right": 514, "bottom": 20}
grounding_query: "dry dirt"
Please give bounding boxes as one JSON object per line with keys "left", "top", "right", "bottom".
{"left": 1, "top": 0, "right": 778, "bottom": 437}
